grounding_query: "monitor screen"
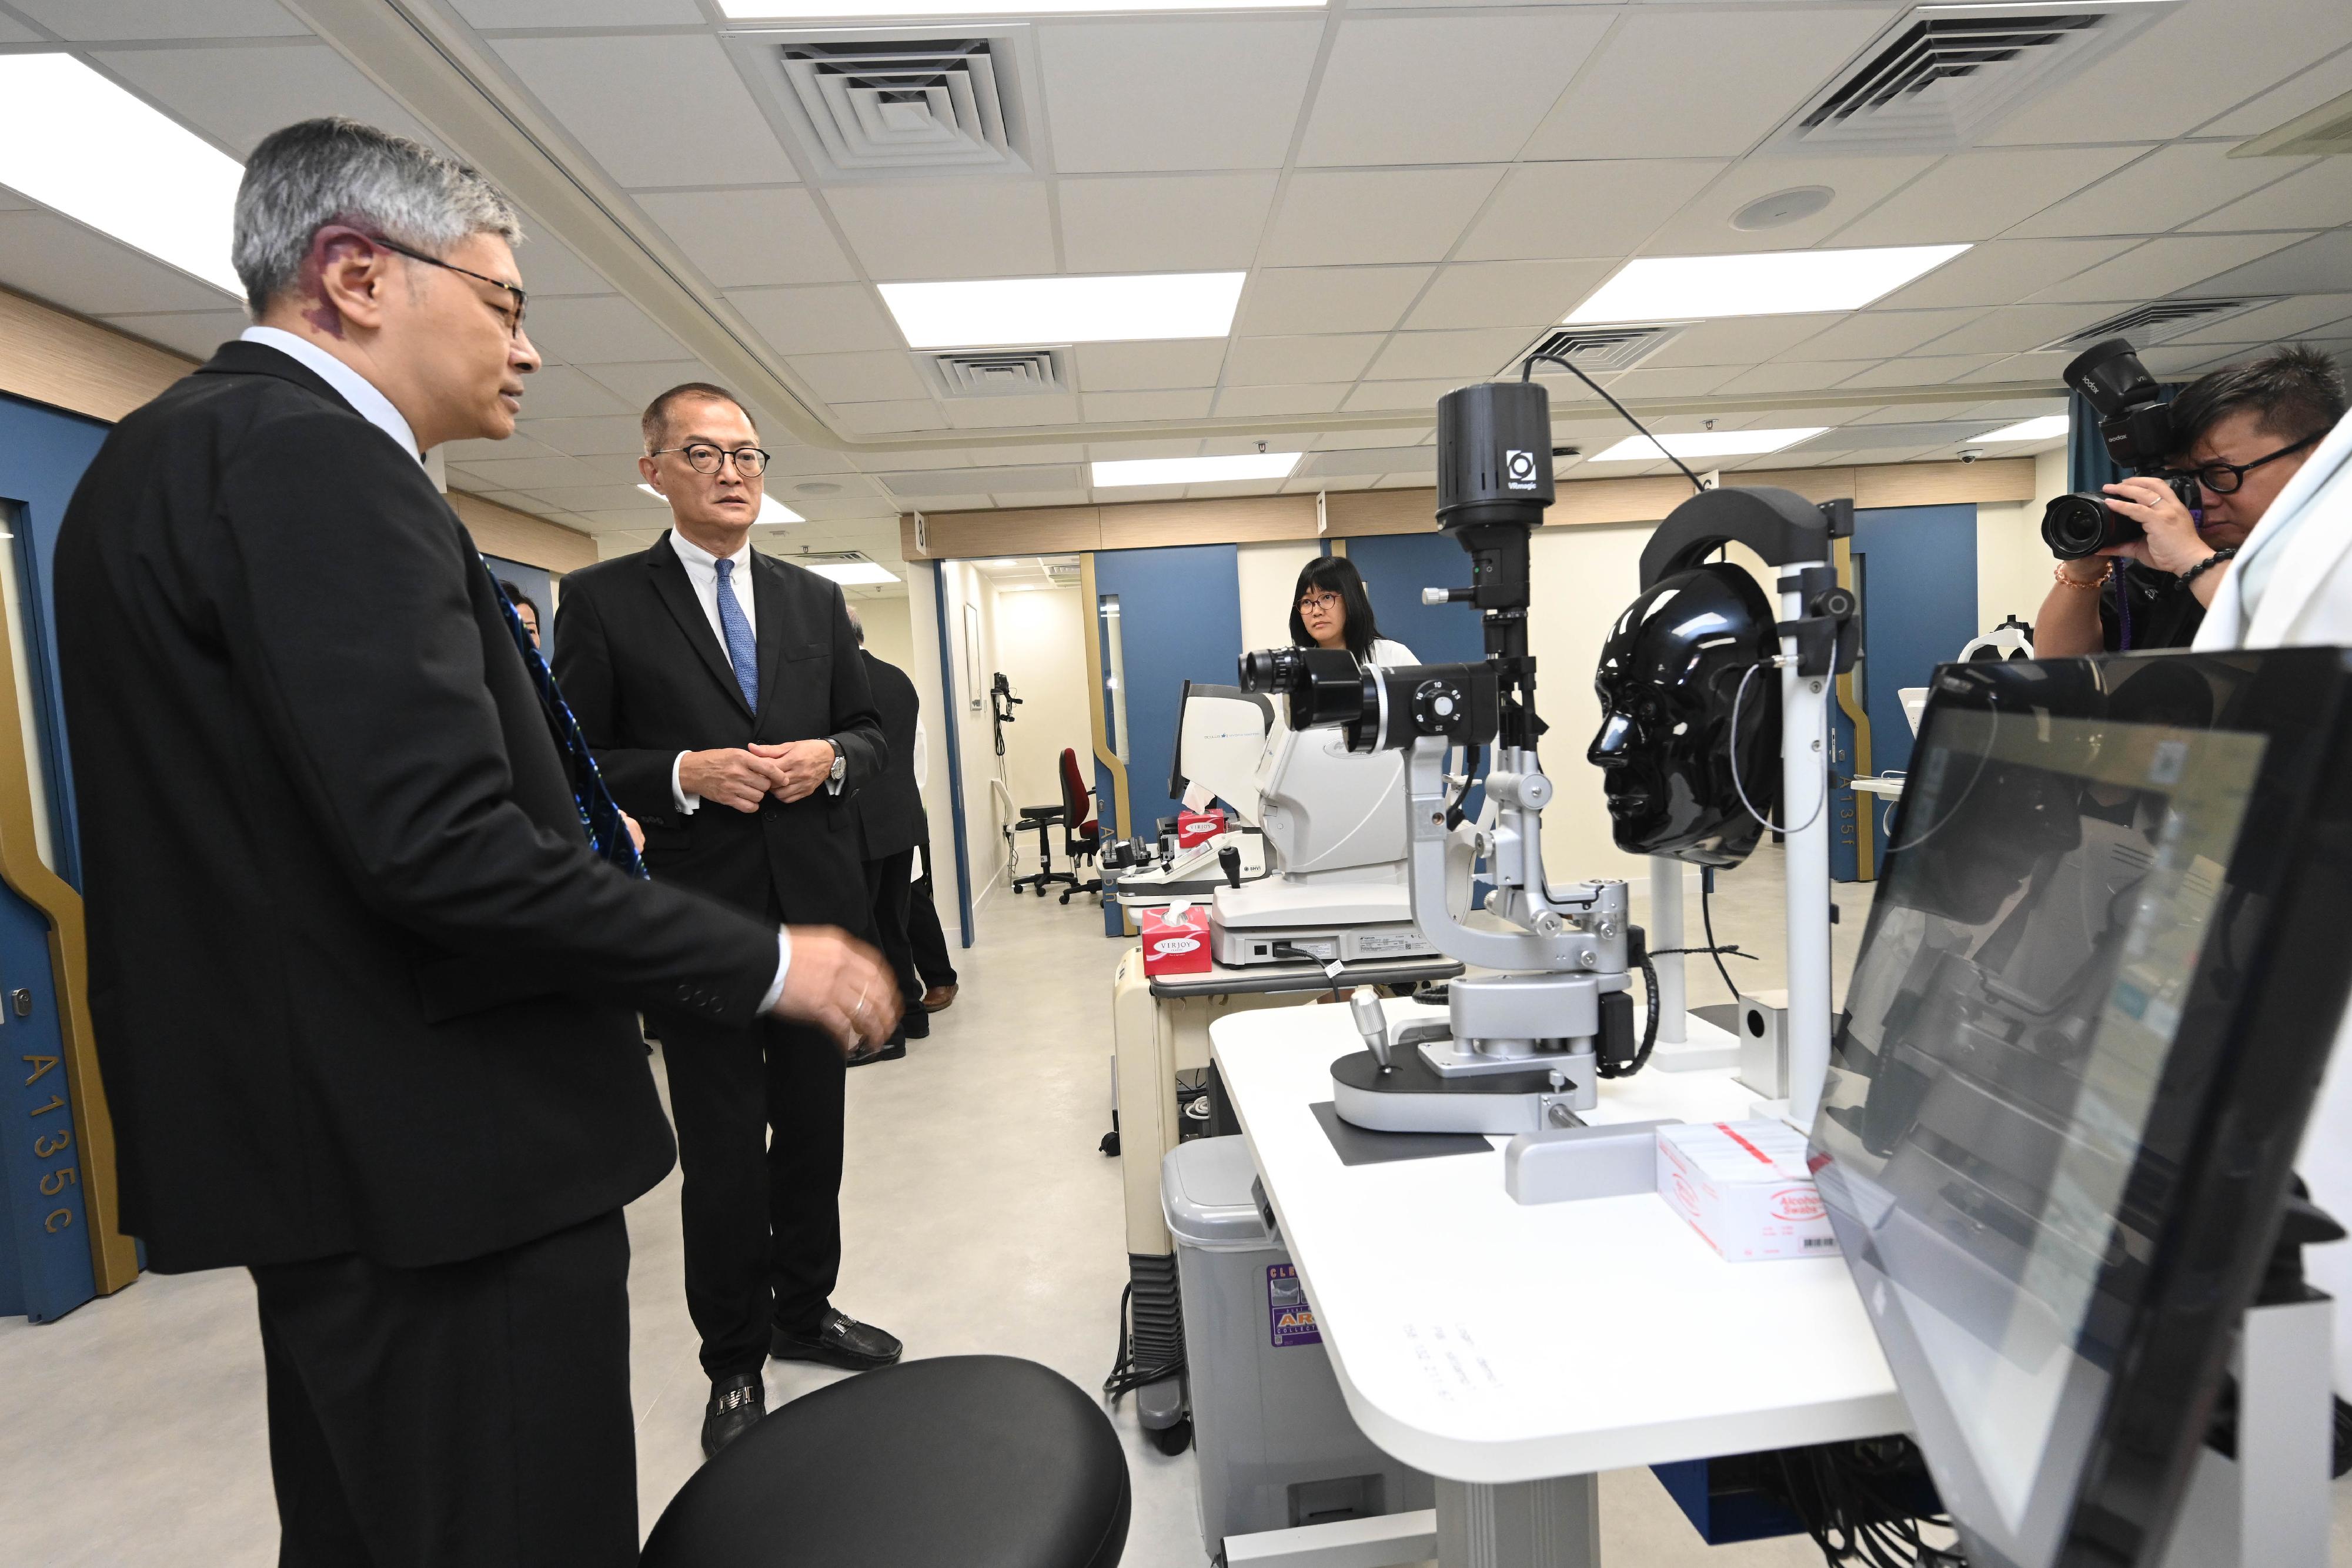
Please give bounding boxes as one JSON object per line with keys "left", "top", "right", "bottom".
{"left": 1811, "top": 650, "right": 2352, "bottom": 1568}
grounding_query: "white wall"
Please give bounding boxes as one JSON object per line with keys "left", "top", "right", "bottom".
{"left": 1237, "top": 539, "right": 1324, "bottom": 656}
{"left": 1975, "top": 448, "right": 2070, "bottom": 636}
{"left": 854, "top": 591, "right": 914, "bottom": 674}
{"left": 991, "top": 586, "right": 1094, "bottom": 830}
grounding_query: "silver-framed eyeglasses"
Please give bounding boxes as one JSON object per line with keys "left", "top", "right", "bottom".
{"left": 370, "top": 235, "right": 527, "bottom": 338}
{"left": 650, "top": 443, "right": 771, "bottom": 478}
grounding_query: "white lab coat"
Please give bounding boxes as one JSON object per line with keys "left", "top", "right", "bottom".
{"left": 2191, "top": 408, "right": 2352, "bottom": 1385}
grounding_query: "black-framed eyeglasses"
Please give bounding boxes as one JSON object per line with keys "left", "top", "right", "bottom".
{"left": 650, "top": 442, "right": 771, "bottom": 478}
{"left": 1298, "top": 589, "right": 1342, "bottom": 612}
{"left": 2170, "top": 433, "right": 2319, "bottom": 496}
{"left": 371, "top": 235, "right": 529, "bottom": 338}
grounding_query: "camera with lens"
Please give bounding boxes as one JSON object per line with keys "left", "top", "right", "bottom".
{"left": 2040, "top": 337, "right": 2201, "bottom": 561}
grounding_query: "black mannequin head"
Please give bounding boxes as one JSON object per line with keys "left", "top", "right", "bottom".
{"left": 1588, "top": 563, "right": 1780, "bottom": 867}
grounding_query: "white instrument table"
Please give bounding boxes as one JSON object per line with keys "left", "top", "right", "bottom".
{"left": 1210, "top": 1004, "right": 1906, "bottom": 1567}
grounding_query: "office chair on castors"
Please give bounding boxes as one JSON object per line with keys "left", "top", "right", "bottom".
{"left": 1011, "top": 748, "right": 1103, "bottom": 904}
{"left": 641, "top": 1355, "right": 1130, "bottom": 1568}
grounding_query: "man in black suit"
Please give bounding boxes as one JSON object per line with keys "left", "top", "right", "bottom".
{"left": 54, "top": 119, "right": 895, "bottom": 1568}
{"left": 553, "top": 382, "right": 903, "bottom": 1458}
{"left": 846, "top": 608, "right": 927, "bottom": 1048}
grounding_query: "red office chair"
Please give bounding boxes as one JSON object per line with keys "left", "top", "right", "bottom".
{"left": 1012, "top": 748, "right": 1104, "bottom": 904}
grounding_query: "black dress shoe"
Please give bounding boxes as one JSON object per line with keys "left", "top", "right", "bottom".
{"left": 846, "top": 1038, "right": 907, "bottom": 1067}
{"left": 771, "top": 1308, "right": 903, "bottom": 1371}
{"left": 700, "top": 1371, "right": 765, "bottom": 1460}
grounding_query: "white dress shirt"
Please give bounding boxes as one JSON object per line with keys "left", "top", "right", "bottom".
{"left": 238, "top": 328, "right": 790, "bottom": 1010}
{"left": 665, "top": 530, "right": 843, "bottom": 814}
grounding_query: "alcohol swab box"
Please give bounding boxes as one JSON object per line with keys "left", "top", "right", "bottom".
{"left": 1656, "top": 1119, "right": 1839, "bottom": 1262}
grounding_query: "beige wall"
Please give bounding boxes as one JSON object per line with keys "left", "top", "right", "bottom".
{"left": 1975, "top": 449, "right": 2070, "bottom": 636}
{"left": 853, "top": 592, "right": 914, "bottom": 674}
{"left": 991, "top": 586, "right": 1093, "bottom": 837}
{"left": 1525, "top": 521, "right": 1661, "bottom": 890}
{"left": 1237, "top": 540, "right": 1324, "bottom": 656}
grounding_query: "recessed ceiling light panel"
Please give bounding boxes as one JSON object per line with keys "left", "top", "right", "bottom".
{"left": 805, "top": 561, "right": 900, "bottom": 585}
{"left": 1587, "top": 429, "right": 1829, "bottom": 463}
{"left": 0, "top": 54, "right": 245, "bottom": 296}
{"left": 1565, "top": 246, "right": 1969, "bottom": 326}
{"left": 721, "top": 0, "right": 1319, "bottom": 14}
{"left": 1972, "top": 415, "right": 2070, "bottom": 443}
{"left": 1091, "top": 453, "right": 1301, "bottom": 488}
{"left": 881, "top": 273, "right": 1244, "bottom": 349}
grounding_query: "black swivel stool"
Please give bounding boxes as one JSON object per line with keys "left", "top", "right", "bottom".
{"left": 642, "top": 1355, "right": 1130, "bottom": 1568}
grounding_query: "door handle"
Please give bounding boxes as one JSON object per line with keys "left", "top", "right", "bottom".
{"left": 11, "top": 988, "right": 30, "bottom": 1018}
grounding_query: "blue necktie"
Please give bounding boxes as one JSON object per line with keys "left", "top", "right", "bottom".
{"left": 486, "top": 562, "right": 646, "bottom": 880}
{"left": 715, "top": 557, "right": 760, "bottom": 713}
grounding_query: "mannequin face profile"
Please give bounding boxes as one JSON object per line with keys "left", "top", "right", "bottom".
{"left": 1586, "top": 564, "right": 1781, "bottom": 868}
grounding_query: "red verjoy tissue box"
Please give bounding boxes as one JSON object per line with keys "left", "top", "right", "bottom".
{"left": 1140, "top": 902, "right": 1213, "bottom": 977}
{"left": 1656, "top": 1120, "right": 1839, "bottom": 1263}
{"left": 1175, "top": 808, "right": 1227, "bottom": 850}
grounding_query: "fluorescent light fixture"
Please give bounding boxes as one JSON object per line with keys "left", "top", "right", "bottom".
{"left": 977, "top": 558, "right": 1017, "bottom": 568}
{"left": 1091, "top": 453, "right": 1301, "bottom": 488}
{"left": 1565, "top": 246, "right": 1970, "bottom": 326}
{"left": 1587, "top": 429, "right": 1829, "bottom": 463}
{"left": 1971, "top": 414, "right": 2070, "bottom": 443}
{"left": 722, "top": 0, "right": 1316, "bottom": 11}
{"left": 0, "top": 54, "right": 244, "bottom": 296}
{"left": 805, "top": 561, "right": 900, "bottom": 586}
{"left": 636, "top": 482, "right": 802, "bottom": 524}
{"left": 881, "top": 273, "right": 1245, "bottom": 350}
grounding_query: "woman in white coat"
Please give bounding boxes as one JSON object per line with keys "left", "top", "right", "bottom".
{"left": 1289, "top": 555, "right": 1416, "bottom": 669}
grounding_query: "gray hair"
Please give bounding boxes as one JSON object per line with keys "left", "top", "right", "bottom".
{"left": 846, "top": 606, "right": 866, "bottom": 646}
{"left": 233, "top": 118, "right": 523, "bottom": 316}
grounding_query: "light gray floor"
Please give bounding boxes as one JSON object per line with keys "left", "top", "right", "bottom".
{"left": 4, "top": 851, "right": 2349, "bottom": 1564}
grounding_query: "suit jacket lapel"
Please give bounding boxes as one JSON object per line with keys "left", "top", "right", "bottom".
{"left": 751, "top": 552, "right": 789, "bottom": 726}
{"left": 648, "top": 533, "right": 753, "bottom": 718}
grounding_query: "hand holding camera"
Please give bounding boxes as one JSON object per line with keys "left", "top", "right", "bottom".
{"left": 2095, "top": 474, "right": 2210, "bottom": 576}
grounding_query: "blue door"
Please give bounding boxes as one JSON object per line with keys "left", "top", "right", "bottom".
{"left": 1341, "top": 533, "right": 1484, "bottom": 666}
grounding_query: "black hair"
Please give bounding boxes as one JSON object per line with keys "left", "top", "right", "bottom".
{"left": 642, "top": 381, "right": 753, "bottom": 453}
{"left": 2169, "top": 344, "right": 2347, "bottom": 457}
{"left": 1289, "top": 554, "right": 1383, "bottom": 661}
{"left": 497, "top": 579, "right": 538, "bottom": 621}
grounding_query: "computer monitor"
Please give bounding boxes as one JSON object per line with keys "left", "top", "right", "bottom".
{"left": 1811, "top": 648, "right": 2352, "bottom": 1568}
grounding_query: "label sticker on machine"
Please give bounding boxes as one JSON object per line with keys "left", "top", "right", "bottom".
{"left": 1267, "top": 1264, "right": 1321, "bottom": 1347}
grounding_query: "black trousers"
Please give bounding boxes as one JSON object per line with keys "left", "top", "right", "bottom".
{"left": 907, "top": 844, "right": 958, "bottom": 988}
{"left": 865, "top": 848, "right": 922, "bottom": 1037}
{"left": 660, "top": 998, "right": 847, "bottom": 1379}
{"left": 249, "top": 1209, "right": 636, "bottom": 1568}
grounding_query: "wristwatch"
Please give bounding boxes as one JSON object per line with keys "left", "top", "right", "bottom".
{"left": 826, "top": 738, "right": 846, "bottom": 786}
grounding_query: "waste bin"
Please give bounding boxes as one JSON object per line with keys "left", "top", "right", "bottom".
{"left": 1162, "top": 1136, "right": 1431, "bottom": 1560}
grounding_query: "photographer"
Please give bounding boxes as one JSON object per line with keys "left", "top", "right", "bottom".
{"left": 2034, "top": 345, "right": 2346, "bottom": 656}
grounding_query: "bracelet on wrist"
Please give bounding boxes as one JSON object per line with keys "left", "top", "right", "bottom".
{"left": 2053, "top": 560, "right": 2110, "bottom": 590}
{"left": 2177, "top": 547, "right": 2237, "bottom": 587}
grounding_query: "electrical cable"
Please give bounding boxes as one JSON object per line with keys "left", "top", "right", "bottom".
{"left": 1521, "top": 350, "right": 1708, "bottom": 496}
{"left": 1699, "top": 872, "right": 1743, "bottom": 1004}
{"left": 1101, "top": 1281, "right": 1184, "bottom": 1407}
{"left": 1769, "top": 1438, "right": 1961, "bottom": 1568}
{"left": 1598, "top": 953, "right": 1661, "bottom": 1079}
{"left": 1271, "top": 941, "right": 1346, "bottom": 1004}
{"left": 1728, "top": 659, "right": 1830, "bottom": 837}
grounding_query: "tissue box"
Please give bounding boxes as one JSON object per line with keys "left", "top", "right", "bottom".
{"left": 1140, "top": 904, "right": 1212, "bottom": 977}
{"left": 1656, "top": 1121, "right": 1838, "bottom": 1263}
{"left": 1175, "top": 808, "right": 1227, "bottom": 850}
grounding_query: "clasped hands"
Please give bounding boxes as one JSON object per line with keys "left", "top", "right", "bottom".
{"left": 679, "top": 742, "right": 836, "bottom": 811}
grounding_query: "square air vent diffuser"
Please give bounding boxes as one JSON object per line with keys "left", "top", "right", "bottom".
{"left": 1772, "top": 2, "right": 2181, "bottom": 155}
{"left": 751, "top": 36, "right": 1035, "bottom": 178}
{"left": 1516, "top": 323, "right": 1686, "bottom": 375}
{"left": 2042, "top": 298, "right": 2281, "bottom": 352}
{"left": 923, "top": 347, "right": 1065, "bottom": 397}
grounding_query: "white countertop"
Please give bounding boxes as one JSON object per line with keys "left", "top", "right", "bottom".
{"left": 1210, "top": 1004, "right": 1906, "bottom": 1485}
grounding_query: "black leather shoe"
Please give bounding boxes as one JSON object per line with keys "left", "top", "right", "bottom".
{"left": 846, "top": 1038, "right": 907, "bottom": 1067}
{"left": 771, "top": 1308, "right": 903, "bottom": 1371}
{"left": 700, "top": 1372, "right": 765, "bottom": 1460}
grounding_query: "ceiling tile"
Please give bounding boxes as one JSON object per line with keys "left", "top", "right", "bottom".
{"left": 1779, "top": 309, "right": 1989, "bottom": 363}
{"left": 10, "top": 0, "right": 302, "bottom": 39}
{"left": 789, "top": 352, "right": 930, "bottom": 405}
{"left": 578, "top": 359, "right": 722, "bottom": 410}
{"left": 526, "top": 484, "right": 669, "bottom": 514}
{"left": 1836, "top": 356, "right": 2006, "bottom": 390}
{"left": 831, "top": 400, "right": 950, "bottom": 434}
{"left": 823, "top": 180, "right": 1055, "bottom": 282}
{"left": 1641, "top": 154, "right": 1940, "bottom": 257}
{"left": 512, "top": 366, "right": 632, "bottom": 420}
{"left": 1261, "top": 167, "right": 1505, "bottom": 268}
{"left": 1953, "top": 352, "right": 2076, "bottom": 386}
{"left": 2187, "top": 229, "right": 2352, "bottom": 299}
{"left": 2167, "top": 293, "right": 2352, "bottom": 346}
{"left": 1832, "top": 147, "right": 2147, "bottom": 246}
{"left": 1312, "top": 426, "right": 1429, "bottom": 450}
{"left": 1525, "top": 6, "right": 1898, "bottom": 162}
{"left": 493, "top": 34, "right": 797, "bottom": 190}
{"left": 946, "top": 394, "right": 1081, "bottom": 429}
{"left": 1456, "top": 161, "right": 1726, "bottom": 263}
{"left": 1342, "top": 379, "right": 1459, "bottom": 413}
{"left": 1297, "top": 12, "right": 1614, "bottom": 168}
{"left": 1235, "top": 266, "right": 1434, "bottom": 336}
{"left": 0, "top": 210, "right": 236, "bottom": 313}
{"left": 1214, "top": 384, "right": 1352, "bottom": 417}
{"left": 730, "top": 285, "right": 902, "bottom": 356}
{"left": 634, "top": 189, "right": 854, "bottom": 289}
{"left": 1225, "top": 334, "right": 1386, "bottom": 386}
{"left": 1364, "top": 327, "right": 1533, "bottom": 382}
{"left": 2199, "top": 44, "right": 2352, "bottom": 138}
{"left": 2186, "top": 157, "right": 2352, "bottom": 235}
{"left": 1071, "top": 338, "right": 1232, "bottom": 392}
{"left": 1713, "top": 360, "right": 1877, "bottom": 396}
{"left": 1590, "top": 365, "right": 1741, "bottom": 400}
{"left": 516, "top": 416, "right": 647, "bottom": 457}
{"left": 449, "top": 455, "right": 612, "bottom": 493}
{"left": 451, "top": 0, "right": 703, "bottom": 22}
{"left": 1984, "top": 0, "right": 2352, "bottom": 146}
{"left": 1869, "top": 238, "right": 2140, "bottom": 309}
{"left": 94, "top": 42, "right": 442, "bottom": 158}
{"left": 513, "top": 237, "right": 615, "bottom": 298}
{"left": 1078, "top": 389, "right": 1216, "bottom": 422}
{"left": 1038, "top": 18, "right": 1325, "bottom": 174}
{"left": 1636, "top": 315, "right": 1846, "bottom": 369}
{"left": 1058, "top": 173, "right": 1279, "bottom": 273}
{"left": 882, "top": 466, "right": 1083, "bottom": 499}
{"left": 2026, "top": 233, "right": 2316, "bottom": 303}
{"left": 1910, "top": 304, "right": 2119, "bottom": 357}
{"left": 443, "top": 433, "right": 562, "bottom": 465}
{"left": 102, "top": 309, "right": 246, "bottom": 361}
{"left": 0, "top": 15, "right": 36, "bottom": 42}
{"left": 1402, "top": 260, "right": 1613, "bottom": 332}
{"left": 522, "top": 295, "right": 691, "bottom": 365}
{"left": 2009, "top": 143, "right": 2317, "bottom": 239}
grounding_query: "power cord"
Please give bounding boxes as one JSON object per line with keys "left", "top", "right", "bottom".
{"left": 1770, "top": 1437, "right": 1963, "bottom": 1567}
{"left": 1522, "top": 351, "right": 1708, "bottom": 496}
{"left": 1271, "top": 941, "right": 1347, "bottom": 1004}
{"left": 1728, "top": 658, "right": 1830, "bottom": 837}
{"left": 1101, "top": 1281, "right": 1183, "bottom": 1408}
{"left": 1598, "top": 952, "right": 1662, "bottom": 1079}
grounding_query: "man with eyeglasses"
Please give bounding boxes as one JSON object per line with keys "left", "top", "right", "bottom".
{"left": 2036, "top": 345, "right": 2348, "bottom": 655}
{"left": 552, "top": 382, "right": 901, "bottom": 1460}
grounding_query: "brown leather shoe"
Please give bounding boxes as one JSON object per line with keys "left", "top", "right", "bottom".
{"left": 920, "top": 984, "right": 957, "bottom": 1013}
